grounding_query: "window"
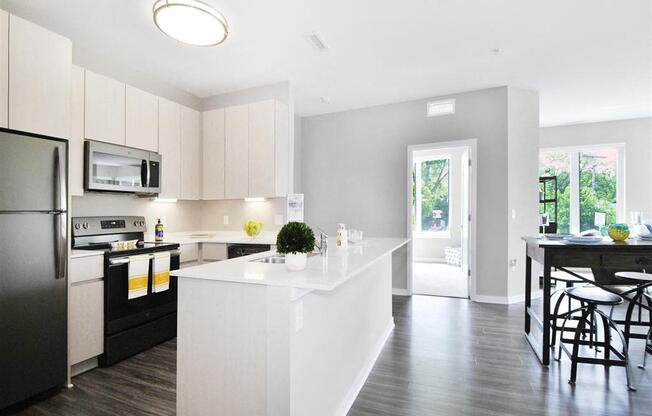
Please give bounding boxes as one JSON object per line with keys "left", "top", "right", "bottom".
{"left": 539, "top": 145, "right": 624, "bottom": 234}
{"left": 413, "top": 156, "right": 450, "bottom": 235}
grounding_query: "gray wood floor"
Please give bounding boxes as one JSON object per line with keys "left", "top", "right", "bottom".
{"left": 4, "top": 295, "right": 651, "bottom": 416}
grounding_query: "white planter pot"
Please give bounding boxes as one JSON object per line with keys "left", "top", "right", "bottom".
{"left": 285, "top": 252, "right": 307, "bottom": 271}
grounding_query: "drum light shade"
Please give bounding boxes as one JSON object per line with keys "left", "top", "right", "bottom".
{"left": 153, "top": 0, "right": 228, "bottom": 46}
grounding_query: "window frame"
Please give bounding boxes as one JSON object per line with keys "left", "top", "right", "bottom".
{"left": 413, "top": 154, "right": 452, "bottom": 238}
{"left": 539, "top": 143, "right": 625, "bottom": 234}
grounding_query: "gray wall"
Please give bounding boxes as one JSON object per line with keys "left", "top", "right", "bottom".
{"left": 540, "top": 117, "right": 652, "bottom": 219}
{"left": 507, "top": 88, "right": 541, "bottom": 298}
{"left": 301, "top": 87, "right": 520, "bottom": 297}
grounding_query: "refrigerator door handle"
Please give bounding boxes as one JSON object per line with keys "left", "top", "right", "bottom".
{"left": 54, "top": 146, "right": 66, "bottom": 212}
{"left": 55, "top": 212, "right": 67, "bottom": 279}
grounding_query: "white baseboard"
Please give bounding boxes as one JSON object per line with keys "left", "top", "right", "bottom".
{"left": 473, "top": 290, "right": 542, "bottom": 305}
{"left": 337, "top": 320, "right": 394, "bottom": 416}
{"left": 392, "top": 288, "right": 411, "bottom": 296}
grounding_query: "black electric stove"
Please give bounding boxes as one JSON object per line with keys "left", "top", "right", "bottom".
{"left": 72, "top": 216, "right": 180, "bottom": 366}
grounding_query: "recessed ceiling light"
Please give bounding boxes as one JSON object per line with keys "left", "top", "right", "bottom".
{"left": 153, "top": 0, "right": 228, "bottom": 47}
{"left": 320, "top": 96, "right": 332, "bottom": 104}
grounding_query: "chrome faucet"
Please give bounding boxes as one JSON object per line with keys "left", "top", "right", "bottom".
{"left": 314, "top": 228, "right": 328, "bottom": 256}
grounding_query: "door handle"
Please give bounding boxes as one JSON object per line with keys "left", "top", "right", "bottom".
{"left": 55, "top": 212, "right": 67, "bottom": 279}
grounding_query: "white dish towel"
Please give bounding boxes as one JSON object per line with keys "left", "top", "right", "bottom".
{"left": 128, "top": 254, "right": 150, "bottom": 300}
{"left": 153, "top": 252, "right": 171, "bottom": 293}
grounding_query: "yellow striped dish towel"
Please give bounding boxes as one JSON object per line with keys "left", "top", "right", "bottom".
{"left": 153, "top": 252, "right": 171, "bottom": 293}
{"left": 128, "top": 254, "right": 150, "bottom": 300}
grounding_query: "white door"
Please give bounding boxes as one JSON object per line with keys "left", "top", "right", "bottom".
{"left": 460, "top": 150, "right": 471, "bottom": 296}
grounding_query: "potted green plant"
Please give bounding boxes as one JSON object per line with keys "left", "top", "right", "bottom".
{"left": 276, "top": 222, "right": 315, "bottom": 271}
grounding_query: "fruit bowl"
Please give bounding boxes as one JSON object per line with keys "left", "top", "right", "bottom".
{"left": 243, "top": 220, "right": 263, "bottom": 237}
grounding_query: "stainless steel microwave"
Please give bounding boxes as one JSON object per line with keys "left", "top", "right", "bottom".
{"left": 84, "top": 140, "right": 161, "bottom": 195}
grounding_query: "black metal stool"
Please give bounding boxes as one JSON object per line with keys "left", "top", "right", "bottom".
{"left": 550, "top": 270, "right": 595, "bottom": 348}
{"left": 612, "top": 272, "right": 652, "bottom": 346}
{"left": 637, "top": 291, "right": 652, "bottom": 370}
{"left": 556, "top": 286, "right": 635, "bottom": 391}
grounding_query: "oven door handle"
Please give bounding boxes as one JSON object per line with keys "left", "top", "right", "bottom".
{"left": 108, "top": 249, "right": 181, "bottom": 265}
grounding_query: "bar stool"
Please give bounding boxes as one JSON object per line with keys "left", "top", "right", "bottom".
{"left": 550, "top": 270, "right": 595, "bottom": 348}
{"left": 556, "top": 286, "right": 635, "bottom": 391}
{"left": 613, "top": 272, "right": 652, "bottom": 345}
{"left": 640, "top": 292, "right": 652, "bottom": 369}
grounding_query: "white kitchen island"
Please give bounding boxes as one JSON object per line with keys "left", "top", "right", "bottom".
{"left": 172, "top": 237, "right": 408, "bottom": 416}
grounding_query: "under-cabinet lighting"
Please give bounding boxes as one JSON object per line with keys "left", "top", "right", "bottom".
{"left": 244, "top": 197, "right": 266, "bottom": 202}
{"left": 154, "top": 198, "right": 178, "bottom": 203}
{"left": 427, "top": 99, "right": 455, "bottom": 117}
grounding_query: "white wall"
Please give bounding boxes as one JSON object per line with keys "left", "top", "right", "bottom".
{"left": 200, "top": 198, "right": 288, "bottom": 232}
{"left": 540, "top": 117, "right": 652, "bottom": 219}
{"left": 412, "top": 146, "right": 465, "bottom": 261}
{"left": 71, "top": 194, "right": 202, "bottom": 239}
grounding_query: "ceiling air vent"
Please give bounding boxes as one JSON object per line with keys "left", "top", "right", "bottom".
{"left": 427, "top": 99, "right": 455, "bottom": 117}
{"left": 305, "top": 32, "right": 329, "bottom": 51}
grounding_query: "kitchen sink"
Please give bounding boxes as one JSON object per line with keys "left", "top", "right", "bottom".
{"left": 252, "top": 255, "right": 286, "bottom": 264}
{"left": 250, "top": 252, "right": 320, "bottom": 264}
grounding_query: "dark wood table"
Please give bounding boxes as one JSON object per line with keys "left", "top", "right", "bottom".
{"left": 523, "top": 236, "right": 652, "bottom": 365}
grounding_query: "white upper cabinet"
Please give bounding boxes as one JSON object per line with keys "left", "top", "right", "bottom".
{"left": 180, "top": 105, "right": 201, "bottom": 200}
{"left": 274, "top": 101, "right": 290, "bottom": 197}
{"left": 248, "top": 101, "right": 275, "bottom": 197}
{"left": 0, "top": 10, "right": 7, "bottom": 128}
{"left": 70, "top": 65, "right": 85, "bottom": 196}
{"left": 8, "top": 14, "right": 71, "bottom": 138}
{"left": 84, "top": 70, "right": 125, "bottom": 144}
{"left": 202, "top": 108, "right": 225, "bottom": 200}
{"left": 126, "top": 85, "right": 158, "bottom": 151}
{"left": 158, "top": 98, "right": 181, "bottom": 199}
{"left": 248, "top": 100, "right": 289, "bottom": 198}
{"left": 224, "top": 104, "right": 249, "bottom": 199}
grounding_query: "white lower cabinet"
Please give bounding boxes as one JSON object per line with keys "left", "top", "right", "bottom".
{"left": 201, "top": 243, "right": 228, "bottom": 261}
{"left": 69, "top": 254, "right": 104, "bottom": 370}
{"left": 69, "top": 280, "right": 104, "bottom": 366}
{"left": 179, "top": 243, "right": 199, "bottom": 264}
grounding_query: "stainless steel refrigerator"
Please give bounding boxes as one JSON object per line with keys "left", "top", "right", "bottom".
{"left": 0, "top": 128, "right": 68, "bottom": 409}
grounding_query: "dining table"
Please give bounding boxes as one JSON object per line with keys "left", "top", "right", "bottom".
{"left": 522, "top": 236, "right": 652, "bottom": 365}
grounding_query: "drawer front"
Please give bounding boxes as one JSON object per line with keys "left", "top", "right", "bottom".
{"left": 549, "top": 251, "right": 600, "bottom": 268}
{"left": 69, "top": 280, "right": 104, "bottom": 365}
{"left": 202, "top": 243, "right": 227, "bottom": 261}
{"left": 180, "top": 243, "right": 199, "bottom": 263}
{"left": 601, "top": 253, "right": 652, "bottom": 268}
{"left": 70, "top": 255, "right": 104, "bottom": 283}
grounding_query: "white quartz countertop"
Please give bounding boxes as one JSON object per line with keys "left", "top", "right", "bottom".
{"left": 172, "top": 237, "right": 408, "bottom": 291}
{"left": 71, "top": 249, "right": 105, "bottom": 259}
{"left": 157, "top": 230, "right": 278, "bottom": 245}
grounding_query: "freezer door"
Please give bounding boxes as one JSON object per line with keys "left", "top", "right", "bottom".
{"left": 0, "top": 213, "right": 67, "bottom": 409}
{"left": 0, "top": 129, "right": 67, "bottom": 212}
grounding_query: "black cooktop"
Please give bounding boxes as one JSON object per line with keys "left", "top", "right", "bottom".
{"left": 75, "top": 241, "right": 180, "bottom": 257}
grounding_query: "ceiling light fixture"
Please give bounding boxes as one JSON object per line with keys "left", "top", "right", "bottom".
{"left": 153, "top": 0, "right": 228, "bottom": 47}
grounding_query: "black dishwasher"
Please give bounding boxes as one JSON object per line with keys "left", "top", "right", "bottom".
{"left": 227, "top": 243, "right": 271, "bottom": 259}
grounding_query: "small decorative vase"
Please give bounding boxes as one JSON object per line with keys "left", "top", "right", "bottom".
{"left": 608, "top": 223, "right": 630, "bottom": 241}
{"left": 285, "top": 252, "right": 307, "bottom": 271}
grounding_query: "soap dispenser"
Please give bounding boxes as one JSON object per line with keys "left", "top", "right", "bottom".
{"left": 155, "top": 218, "right": 164, "bottom": 242}
{"left": 336, "top": 223, "right": 348, "bottom": 248}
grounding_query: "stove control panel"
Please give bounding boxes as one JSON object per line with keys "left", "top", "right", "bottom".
{"left": 71, "top": 216, "right": 147, "bottom": 237}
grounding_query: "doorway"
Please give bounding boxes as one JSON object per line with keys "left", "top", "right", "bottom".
{"left": 407, "top": 140, "right": 476, "bottom": 299}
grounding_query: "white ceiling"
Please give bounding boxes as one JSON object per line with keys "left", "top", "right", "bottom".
{"left": 1, "top": 0, "right": 650, "bottom": 125}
